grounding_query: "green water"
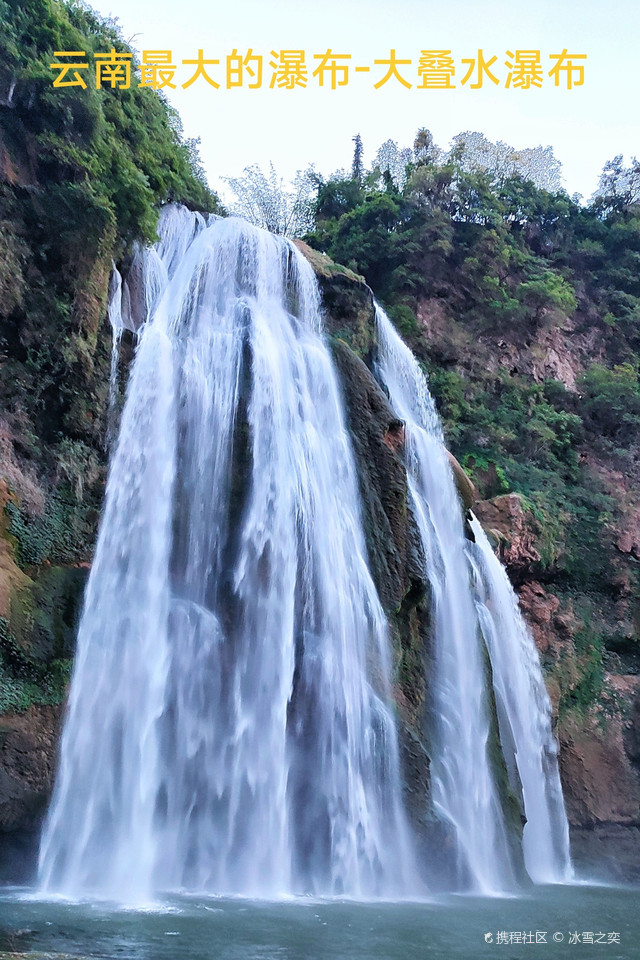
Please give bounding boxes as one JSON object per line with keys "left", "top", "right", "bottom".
{"left": 0, "top": 884, "right": 636, "bottom": 960}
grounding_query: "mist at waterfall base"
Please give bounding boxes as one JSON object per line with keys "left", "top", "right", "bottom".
{"left": 32, "top": 204, "right": 577, "bottom": 913}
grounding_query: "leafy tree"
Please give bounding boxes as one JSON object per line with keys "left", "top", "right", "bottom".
{"left": 516, "top": 271, "right": 577, "bottom": 322}
{"left": 315, "top": 177, "right": 364, "bottom": 221}
{"left": 413, "top": 127, "right": 440, "bottom": 166}
{"left": 328, "top": 192, "right": 404, "bottom": 296}
{"left": 351, "top": 133, "right": 364, "bottom": 184}
{"left": 372, "top": 139, "right": 413, "bottom": 190}
{"left": 579, "top": 364, "right": 640, "bottom": 438}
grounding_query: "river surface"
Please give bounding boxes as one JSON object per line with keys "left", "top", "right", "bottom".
{"left": 0, "top": 883, "right": 636, "bottom": 960}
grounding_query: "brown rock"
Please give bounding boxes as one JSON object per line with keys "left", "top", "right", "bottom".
{"left": 615, "top": 507, "right": 640, "bottom": 561}
{"left": 446, "top": 451, "right": 477, "bottom": 511}
{"left": 516, "top": 582, "right": 563, "bottom": 657}
{"left": 519, "top": 581, "right": 560, "bottom": 625}
{"left": 559, "top": 713, "right": 640, "bottom": 828}
{"left": 0, "top": 704, "right": 64, "bottom": 832}
{"left": 382, "top": 421, "right": 405, "bottom": 453}
{"left": 475, "top": 493, "right": 542, "bottom": 582}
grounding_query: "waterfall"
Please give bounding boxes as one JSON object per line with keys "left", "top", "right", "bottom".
{"left": 105, "top": 265, "right": 123, "bottom": 451}
{"left": 374, "top": 306, "right": 518, "bottom": 893}
{"left": 38, "top": 206, "right": 416, "bottom": 902}
{"left": 466, "top": 515, "right": 573, "bottom": 883}
{"left": 374, "top": 305, "right": 571, "bottom": 892}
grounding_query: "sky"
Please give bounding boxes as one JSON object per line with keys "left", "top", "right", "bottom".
{"left": 95, "top": 0, "right": 637, "bottom": 201}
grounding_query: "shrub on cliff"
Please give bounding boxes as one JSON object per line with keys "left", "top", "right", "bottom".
{"left": 579, "top": 363, "right": 640, "bottom": 440}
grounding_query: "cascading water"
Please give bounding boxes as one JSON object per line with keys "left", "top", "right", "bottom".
{"left": 38, "top": 206, "right": 416, "bottom": 902}
{"left": 374, "top": 304, "right": 572, "bottom": 893}
{"left": 374, "top": 306, "right": 518, "bottom": 894}
{"left": 105, "top": 266, "right": 123, "bottom": 451}
{"left": 466, "top": 515, "right": 573, "bottom": 883}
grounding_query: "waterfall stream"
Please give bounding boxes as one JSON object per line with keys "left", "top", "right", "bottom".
{"left": 38, "top": 205, "right": 571, "bottom": 903}
{"left": 466, "top": 515, "right": 572, "bottom": 883}
{"left": 38, "top": 207, "right": 416, "bottom": 902}
{"left": 375, "top": 304, "right": 572, "bottom": 893}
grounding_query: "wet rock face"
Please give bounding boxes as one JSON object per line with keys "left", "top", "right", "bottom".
{"left": 568, "top": 825, "right": 640, "bottom": 884}
{"left": 293, "top": 240, "right": 375, "bottom": 360}
{"left": 446, "top": 451, "right": 477, "bottom": 512}
{"left": 559, "top": 705, "right": 640, "bottom": 884}
{"left": 0, "top": 704, "right": 64, "bottom": 881}
{"left": 474, "top": 493, "right": 542, "bottom": 583}
{"left": 559, "top": 712, "right": 640, "bottom": 827}
{"left": 330, "top": 336, "right": 433, "bottom": 855}
{"left": 473, "top": 484, "right": 640, "bottom": 878}
{"left": 331, "top": 338, "right": 424, "bottom": 615}
{"left": 0, "top": 705, "right": 63, "bottom": 830}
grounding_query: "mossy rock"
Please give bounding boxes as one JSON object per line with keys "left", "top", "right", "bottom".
{"left": 293, "top": 240, "right": 365, "bottom": 285}
{"left": 295, "top": 241, "right": 376, "bottom": 358}
{"left": 0, "top": 564, "right": 85, "bottom": 714}
{"left": 9, "top": 565, "right": 87, "bottom": 665}
{"left": 446, "top": 451, "right": 477, "bottom": 511}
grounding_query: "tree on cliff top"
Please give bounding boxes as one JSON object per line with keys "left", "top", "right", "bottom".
{"left": 351, "top": 134, "right": 364, "bottom": 184}
{"left": 223, "top": 163, "right": 316, "bottom": 237}
{"left": 447, "top": 132, "right": 564, "bottom": 192}
{"left": 592, "top": 155, "right": 640, "bottom": 214}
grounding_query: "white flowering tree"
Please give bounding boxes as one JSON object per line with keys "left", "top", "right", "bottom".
{"left": 371, "top": 139, "right": 413, "bottom": 190}
{"left": 447, "top": 131, "right": 564, "bottom": 192}
{"left": 592, "top": 155, "right": 640, "bottom": 212}
{"left": 223, "top": 163, "right": 317, "bottom": 237}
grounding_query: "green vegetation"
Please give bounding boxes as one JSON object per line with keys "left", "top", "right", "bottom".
{"left": 2, "top": 0, "right": 215, "bottom": 239}
{"left": 0, "top": 0, "right": 219, "bottom": 714}
{"left": 579, "top": 363, "right": 640, "bottom": 439}
{"left": 0, "top": 630, "right": 71, "bottom": 714}
{"left": 306, "top": 137, "right": 640, "bottom": 717}
{"left": 0, "top": 557, "right": 83, "bottom": 714}
{"left": 0, "top": 0, "right": 218, "bottom": 466}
